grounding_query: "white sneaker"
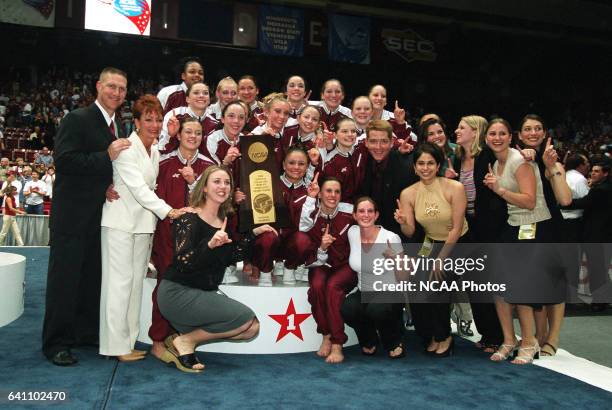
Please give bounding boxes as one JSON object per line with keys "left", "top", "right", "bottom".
{"left": 273, "top": 261, "right": 285, "bottom": 276}
{"left": 258, "top": 272, "right": 273, "bottom": 287}
{"left": 282, "top": 268, "right": 296, "bottom": 285}
{"left": 221, "top": 265, "right": 239, "bottom": 284}
{"left": 297, "top": 265, "right": 309, "bottom": 282}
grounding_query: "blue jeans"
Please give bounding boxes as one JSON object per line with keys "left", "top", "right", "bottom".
{"left": 26, "top": 203, "right": 44, "bottom": 215}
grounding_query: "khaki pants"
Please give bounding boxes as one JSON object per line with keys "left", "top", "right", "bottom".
{"left": 0, "top": 215, "right": 24, "bottom": 246}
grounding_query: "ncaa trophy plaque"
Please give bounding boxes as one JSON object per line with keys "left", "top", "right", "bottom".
{"left": 239, "top": 135, "right": 289, "bottom": 231}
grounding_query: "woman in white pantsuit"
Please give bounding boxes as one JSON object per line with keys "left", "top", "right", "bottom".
{"left": 100, "top": 95, "right": 184, "bottom": 361}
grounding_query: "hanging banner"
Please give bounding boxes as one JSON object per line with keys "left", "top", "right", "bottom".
{"left": 329, "top": 14, "right": 370, "bottom": 64}
{"left": 258, "top": 5, "right": 304, "bottom": 57}
{"left": 85, "top": 0, "right": 152, "bottom": 36}
{"left": 0, "top": 0, "right": 55, "bottom": 27}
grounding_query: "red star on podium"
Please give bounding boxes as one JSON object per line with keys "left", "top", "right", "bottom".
{"left": 269, "top": 298, "right": 311, "bottom": 342}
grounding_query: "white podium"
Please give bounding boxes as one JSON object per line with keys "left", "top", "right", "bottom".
{"left": 138, "top": 274, "right": 357, "bottom": 354}
{"left": 0, "top": 252, "right": 26, "bottom": 327}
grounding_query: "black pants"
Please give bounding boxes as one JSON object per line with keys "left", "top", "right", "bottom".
{"left": 341, "top": 291, "right": 404, "bottom": 351}
{"left": 42, "top": 228, "right": 102, "bottom": 358}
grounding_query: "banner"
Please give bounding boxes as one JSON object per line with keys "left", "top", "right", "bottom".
{"left": 329, "top": 14, "right": 370, "bottom": 64}
{"left": 85, "top": 0, "right": 152, "bottom": 36}
{"left": 0, "top": 0, "right": 55, "bottom": 27}
{"left": 379, "top": 26, "right": 437, "bottom": 64}
{"left": 258, "top": 5, "right": 304, "bottom": 57}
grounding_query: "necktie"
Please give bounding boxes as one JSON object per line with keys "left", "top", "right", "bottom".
{"left": 109, "top": 121, "right": 116, "bottom": 139}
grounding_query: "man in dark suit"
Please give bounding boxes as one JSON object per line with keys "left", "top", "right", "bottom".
{"left": 42, "top": 67, "right": 132, "bottom": 366}
{"left": 566, "top": 161, "right": 612, "bottom": 311}
{"left": 357, "top": 119, "right": 419, "bottom": 239}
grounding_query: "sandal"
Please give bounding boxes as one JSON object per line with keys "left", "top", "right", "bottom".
{"left": 159, "top": 348, "right": 204, "bottom": 373}
{"left": 490, "top": 342, "right": 518, "bottom": 362}
{"left": 164, "top": 333, "right": 179, "bottom": 354}
{"left": 511, "top": 342, "right": 540, "bottom": 365}
{"left": 389, "top": 343, "right": 406, "bottom": 359}
{"left": 540, "top": 342, "right": 557, "bottom": 357}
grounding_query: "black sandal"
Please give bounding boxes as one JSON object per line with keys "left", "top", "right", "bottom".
{"left": 159, "top": 348, "right": 204, "bottom": 373}
{"left": 541, "top": 342, "right": 558, "bottom": 357}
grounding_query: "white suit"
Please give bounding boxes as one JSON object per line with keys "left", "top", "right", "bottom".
{"left": 100, "top": 132, "right": 172, "bottom": 356}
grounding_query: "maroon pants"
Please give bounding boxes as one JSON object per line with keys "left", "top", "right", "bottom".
{"left": 308, "top": 264, "right": 357, "bottom": 345}
{"left": 252, "top": 230, "right": 311, "bottom": 272}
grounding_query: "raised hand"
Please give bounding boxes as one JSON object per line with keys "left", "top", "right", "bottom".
{"left": 393, "top": 199, "right": 407, "bottom": 225}
{"left": 542, "top": 137, "right": 558, "bottom": 169}
{"left": 223, "top": 146, "right": 241, "bottom": 165}
{"left": 444, "top": 158, "right": 458, "bottom": 179}
{"left": 483, "top": 163, "right": 500, "bottom": 193}
{"left": 307, "top": 147, "right": 321, "bottom": 165}
{"left": 307, "top": 171, "right": 320, "bottom": 197}
{"left": 208, "top": 217, "right": 232, "bottom": 249}
{"left": 320, "top": 224, "right": 336, "bottom": 251}
{"left": 515, "top": 144, "right": 536, "bottom": 161}
{"left": 382, "top": 239, "right": 396, "bottom": 259}
{"left": 305, "top": 89, "right": 312, "bottom": 102}
{"left": 178, "top": 154, "right": 195, "bottom": 184}
{"left": 397, "top": 138, "right": 414, "bottom": 154}
{"left": 394, "top": 100, "right": 406, "bottom": 124}
{"left": 167, "top": 114, "right": 180, "bottom": 137}
{"left": 321, "top": 122, "right": 335, "bottom": 149}
{"left": 234, "top": 188, "right": 246, "bottom": 204}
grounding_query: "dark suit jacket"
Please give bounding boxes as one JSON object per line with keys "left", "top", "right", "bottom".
{"left": 357, "top": 149, "right": 421, "bottom": 241}
{"left": 454, "top": 146, "right": 508, "bottom": 243}
{"left": 51, "top": 103, "right": 119, "bottom": 234}
{"left": 563, "top": 179, "right": 612, "bottom": 243}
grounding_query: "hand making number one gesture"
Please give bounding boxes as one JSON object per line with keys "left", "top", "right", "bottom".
{"left": 307, "top": 171, "right": 320, "bottom": 198}
{"left": 320, "top": 224, "right": 336, "bottom": 251}
{"left": 483, "top": 163, "right": 500, "bottom": 193}
{"left": 208, "top": 217, "right": 232, "bottom": 249}
{"left": 444, "top": 158, "right": 458, "bottom": 179}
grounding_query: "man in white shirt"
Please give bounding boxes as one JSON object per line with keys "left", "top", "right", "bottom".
{"left": 23, "top": 171, "right": 47, "bottom": 215}
{"left": 561, "top": 153, "right": 590, "bottom": 242}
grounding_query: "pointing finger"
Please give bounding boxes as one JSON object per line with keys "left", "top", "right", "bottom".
{"left": 220, "top": 217, "right": 227, "bottom": 232}
{"left": 447, "top": 158, "right": 454, "bottom": 170}
{"left": 396, "top": 199, "right": 401, "bottom": 209}
{"left": 324, "top": 224, "right": 329, "bottom": 235}
{"left": 488, "top": 163, "right": 494, "bottom": 175}
{"left": 395, "top": 100, "right": 399, "bottom": 110}
{"left": 545, "top": 137, "right": 552, "bottom": 150}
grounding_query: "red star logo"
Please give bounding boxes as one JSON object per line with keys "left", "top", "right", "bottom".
{"left": 268, "top": 298, "right": 311, "bottom": 342}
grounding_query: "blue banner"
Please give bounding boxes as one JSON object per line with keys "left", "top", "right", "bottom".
{"left": 329, "top": 14, "right": 370, "bottom": 64}
{"left": 258, "top": 5, "right": 304, "bottom": 57}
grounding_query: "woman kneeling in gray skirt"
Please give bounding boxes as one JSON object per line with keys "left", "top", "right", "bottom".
{"left": 158, "top": 165, "right": 278, "bottom": 373}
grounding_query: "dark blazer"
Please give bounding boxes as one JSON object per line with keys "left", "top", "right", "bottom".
{"left": 454, "top": 146, "right": 508, "bottom": 243}
{"left": 563, "top": 179, "right": 612, "bottom": 243}
{"left": 357, "top": 149, "right": 421, "bottom": 240}
{"left": 51, "top": 103, "right": 118, "bottom": 234}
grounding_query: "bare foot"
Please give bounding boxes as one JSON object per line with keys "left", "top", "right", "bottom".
{"left": 248, "top": 266, "right": 260, "bottom": 282}
{"left": 325, "top": 344, "right": 344, "bottom": 363}
{"left": 435, "top": 337, "right": 451, "bottom": 354}
{"left": 389, "top": 345, "right": 404, "bottom": 358}
{"left": 172, "top": 335, "right": 205, "bottom": 371}
{"left": 427, "top": 338, "right": 439, "bottom": 352}
{"left": 243, "top": 262, "right": 253, "bottom": 274}
{"left": 317, "top": 335, "right": 332, "bottom": 357}
{"left": 362, "top": 346, "right": 376, "bottom": 355}
{"left": 150, "top": 341, "right": 166, "bottom": 359}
